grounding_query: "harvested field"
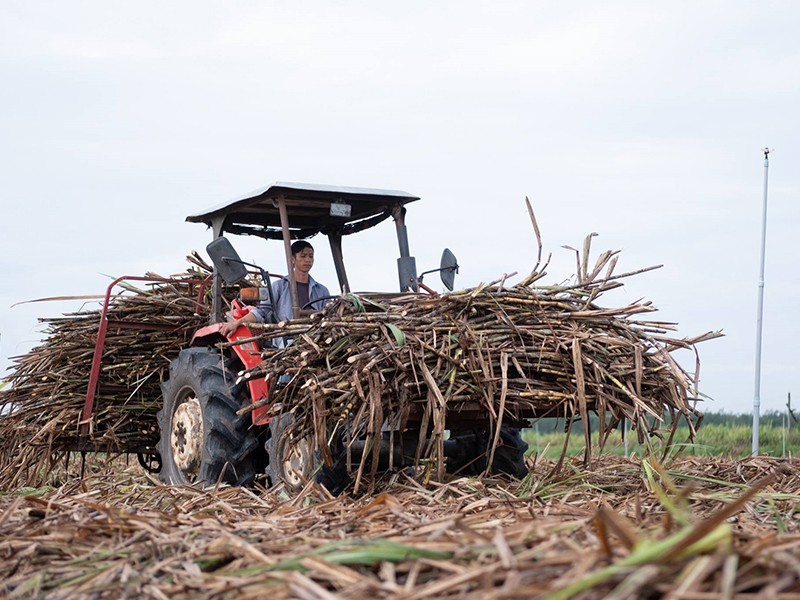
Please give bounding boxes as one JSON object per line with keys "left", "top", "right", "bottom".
{"left": 1, "top": 455, "right": 799, "bottom": 599}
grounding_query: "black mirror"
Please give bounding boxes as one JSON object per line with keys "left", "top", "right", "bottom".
{"left": 206, "top": 237, "right": 248, "bottom": 284}
{"left": 440, "top": 248, "right": 459, "bottom": 291}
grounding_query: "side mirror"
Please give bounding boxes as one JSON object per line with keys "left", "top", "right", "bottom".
{"left": 206, "top": 237, "right": 248, "bottom": 284}
{"left": 440, "top": 248, "right": 459, "bottom": 291}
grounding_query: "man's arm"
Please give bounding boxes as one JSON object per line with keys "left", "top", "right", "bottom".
{"left": 219, "top": 310, "right": 256, "bottom": 337}
{"left": 219, "top": 280, "right": 283, "bottom": 336}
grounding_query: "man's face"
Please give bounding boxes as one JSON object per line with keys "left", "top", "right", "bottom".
{"left": 294, "top": 248, "right": 315, "bottom": 273}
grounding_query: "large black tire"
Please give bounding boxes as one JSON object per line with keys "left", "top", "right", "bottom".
{"left": 489, "top": 426, "right": 529, "bottom": 478}
{"left": 447, "top": 426, "right": 529, "bottom": 478}
{"left": 156, "top": 348, "right": 263, "bottom": 486}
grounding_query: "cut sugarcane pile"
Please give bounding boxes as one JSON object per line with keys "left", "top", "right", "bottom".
{"left": 245, "top": 238, "right": 721, "bottom": 489}
{"left": 0, "top": 455, "right": 797, "bottom": 598}
{"left": 0, "top": 255, "right": 216, "bottom": 485}
{"left": 0, "top": 220, "right": 721, "bottom": 491}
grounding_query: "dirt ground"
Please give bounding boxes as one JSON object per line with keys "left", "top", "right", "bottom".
{"left": 1, "top": 455, "right": 799, "bottom": 599}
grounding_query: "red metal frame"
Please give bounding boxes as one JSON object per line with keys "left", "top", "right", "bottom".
{"left": 226, "top": 300, "right": 271, "bottom": 425}
{"left": 191, "top": 319, "right": 271, "bottom": 426}
{"left": 80, "top": 275, "right": 209, "bottom": 436}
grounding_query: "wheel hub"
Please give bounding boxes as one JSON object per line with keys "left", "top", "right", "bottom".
{"left": 281, "top": 435, "right": 313, "bottom": 489}
{"left": 171, "top": 396, "right": 203, "bottom": 479}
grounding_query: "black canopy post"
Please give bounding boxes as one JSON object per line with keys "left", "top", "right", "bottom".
{"left": 392, "top": 205, "right": 417, "bottom": 292}
{"left": 276, "top": 195, "right": 300, "bottom": 319}
{"left": 328, "top": 232, "right": 350, "bottom": 293}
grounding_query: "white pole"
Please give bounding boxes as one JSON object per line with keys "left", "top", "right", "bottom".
{"left": 752, "top": 148, "right": 770, "bottom": 456}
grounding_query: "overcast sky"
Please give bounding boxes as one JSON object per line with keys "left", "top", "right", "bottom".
{"left": 1, "top": 2, "right": 798, "bottom": 417}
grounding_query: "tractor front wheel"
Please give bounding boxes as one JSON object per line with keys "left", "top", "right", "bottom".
{"left": 265, "top": 413, "right": 317, "bottom": 492}
{"left": 265, "top": 414, "right": 351, "bottom": 495}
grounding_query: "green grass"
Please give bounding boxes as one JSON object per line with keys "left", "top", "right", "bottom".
{"left": 524, "top": 422, "right": 800, "bottom": 460}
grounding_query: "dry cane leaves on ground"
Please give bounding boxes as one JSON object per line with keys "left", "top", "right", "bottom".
{"left": 1, "top": 455, "right": 799, "bottom": 599}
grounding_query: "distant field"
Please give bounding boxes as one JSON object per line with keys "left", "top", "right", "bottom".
{"left": 524, "top": 417, "right": 800, "bottom": 460}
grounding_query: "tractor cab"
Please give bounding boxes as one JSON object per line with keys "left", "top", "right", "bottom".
{"left": 186, "top": 182, "right": 457, "bottom": 326}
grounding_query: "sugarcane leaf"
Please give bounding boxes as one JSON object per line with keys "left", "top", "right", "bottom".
{"left": 346, "top": 294, "right": 365, "bottom": 313}
{"left": 11, "top": 294, "right": 105, "bottom": 307}
{"left": 264, "top": 539, "right": 452, "bottom": 572}
{"left": 385, "top": 323, "right": 406, "bottom": 347}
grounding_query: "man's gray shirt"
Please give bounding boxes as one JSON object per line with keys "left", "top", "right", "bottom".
{"left": 251, "top": 275, "right": 331, "bottom": 325}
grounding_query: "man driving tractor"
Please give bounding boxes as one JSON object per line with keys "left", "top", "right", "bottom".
{"left": 219, "top": 240, "right": 331, "bottom": 345}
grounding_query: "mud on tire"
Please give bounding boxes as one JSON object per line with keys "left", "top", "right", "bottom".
{"left": 156, "top": 348, "right": 264, "bottom": 486}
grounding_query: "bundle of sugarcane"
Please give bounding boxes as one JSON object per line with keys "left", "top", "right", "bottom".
{"left": 242, "top": 236, "right": 721, "bottom": 487}
{"left": 0, "top": 254, "right": 216, "bottom": 484}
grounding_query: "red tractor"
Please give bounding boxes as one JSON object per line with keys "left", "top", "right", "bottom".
{"left": 155, "top": 182, "right": 527, "bottom": 491}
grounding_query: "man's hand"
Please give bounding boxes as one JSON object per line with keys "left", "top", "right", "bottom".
{"left": 219, "top": 320, "right": 240, "bottom": 337}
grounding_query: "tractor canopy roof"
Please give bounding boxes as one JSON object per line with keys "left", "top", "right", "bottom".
{"left": 186, "top": 182, "right": 419, "bottom": 240}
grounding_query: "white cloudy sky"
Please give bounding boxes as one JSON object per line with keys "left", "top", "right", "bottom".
{"left": 1, "top": 2, "right": 797, "bottom": 416}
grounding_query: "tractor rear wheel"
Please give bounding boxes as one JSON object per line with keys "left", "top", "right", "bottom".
{"left": 488, "top": 426, "right": 529, "bottom": 478}
{"left": 157, "top": 348, "right": 263, "bottom": 486}
{"left": 447, "top": 426, "right": 529, "bottom": 478}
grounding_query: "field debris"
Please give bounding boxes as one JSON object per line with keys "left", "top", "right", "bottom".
{"left": 0, "top": 456, "right": 798, "bottom": 598}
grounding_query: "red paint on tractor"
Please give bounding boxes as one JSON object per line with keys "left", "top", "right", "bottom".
{"left": 192, "top": 302, "right": 271, "bottom": 426}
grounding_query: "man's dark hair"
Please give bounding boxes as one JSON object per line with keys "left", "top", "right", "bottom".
{"left": 291, "top": 240, "right": 313, "bottom": 256}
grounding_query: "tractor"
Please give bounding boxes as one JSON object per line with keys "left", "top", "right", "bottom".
{"left": 155, "top": 182, "right": 528, "bottom": 491}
